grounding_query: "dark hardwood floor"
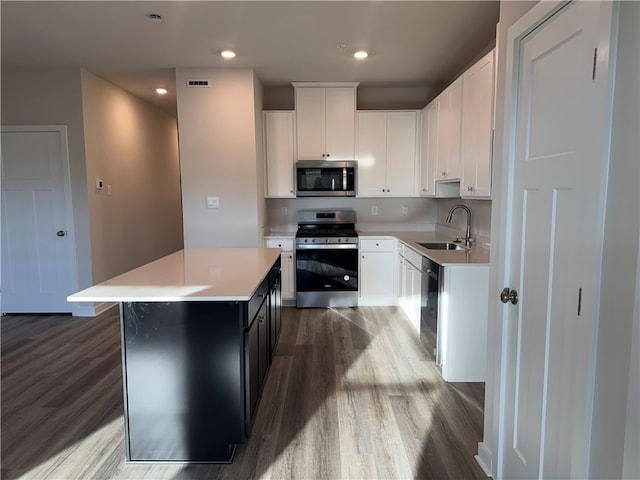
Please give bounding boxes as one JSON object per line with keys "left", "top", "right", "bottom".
{"left": 1, "top": 306, "right": 486, "bottom": 479}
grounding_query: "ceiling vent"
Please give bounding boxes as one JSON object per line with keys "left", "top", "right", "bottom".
{"left": 187, "top": 80, "right": 210, "bottom": 88}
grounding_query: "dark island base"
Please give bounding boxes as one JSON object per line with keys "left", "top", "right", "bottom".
{"left": 118, "top": 259, "right": 281, "bottom": 463}
{"left": 121, "top": 301, "right": 246, "bottom": 462}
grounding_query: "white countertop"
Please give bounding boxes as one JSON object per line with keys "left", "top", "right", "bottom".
{"left": 264, "top": 230, "right": 489, "bottom": 266}
{"left": 67, "top": 248, "right": 282, "bottom": 303}
{"left": 359, "top": 231, "right": 489, "bottom": 266}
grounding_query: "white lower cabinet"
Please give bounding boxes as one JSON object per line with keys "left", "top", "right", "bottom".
{"left": 398, "top": 242, "right": 422, "bottom": 335}
{"left": 264, "top": 237, "right": 295, "bottom": 301}
{"left": 395, "top": 240, "right": 488, "bottom": 382}
{"left": 439, "top": 264, "right": 489, "bottom": 382}
{"left": 359, "top": 238, "right": 396, "bottom": 306}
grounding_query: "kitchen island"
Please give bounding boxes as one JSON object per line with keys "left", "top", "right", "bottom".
{"left": 68, "top": 248, "right": 282, "bottom": 463}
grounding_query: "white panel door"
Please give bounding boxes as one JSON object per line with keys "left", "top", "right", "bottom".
{"left": 1, "top": 128, "right": 74, "bottom": 313}
{"left": 501, "top": 2, "right": 614, "bottom": 478}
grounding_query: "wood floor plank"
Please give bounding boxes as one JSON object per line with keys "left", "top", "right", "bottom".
{"left": 2, "top": 305, "right": 487, "bottom": 479}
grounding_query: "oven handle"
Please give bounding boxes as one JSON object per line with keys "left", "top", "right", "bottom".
{"left": 296, "top": 243, "right": 358, "bottom": 250}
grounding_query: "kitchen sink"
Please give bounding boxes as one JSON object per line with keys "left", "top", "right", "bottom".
{"left": 417, "top": 242, "right": 468, "bottom": 251}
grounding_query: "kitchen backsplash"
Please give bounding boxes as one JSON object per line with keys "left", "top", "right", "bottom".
{"left": 265, "top": 196, "right": 492, "bottom": 242}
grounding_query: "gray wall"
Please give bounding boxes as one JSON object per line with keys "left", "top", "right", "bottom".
{"left": 1, "top": 67, "right": 94, "bottom": 295}
{"left": 176, "top": 68, "right": 264, "bottom": 247}
{"left": 80, "top": 69, "right": 183, "bottom": 283}
{"left": 589, "top": 2, "right": 640, "bottom": 477}
{"left": 1, "top": 67, "right": 184, "bottom": 314}
{"left": 263, "top": 85, "right": 438, "bottom": 111}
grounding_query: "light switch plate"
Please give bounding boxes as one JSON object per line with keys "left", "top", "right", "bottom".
{"left": 206, "top": 196, "right": 219, "bottom": 209}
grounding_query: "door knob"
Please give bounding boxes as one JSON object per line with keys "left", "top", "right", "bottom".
{"left": 500, "top": 287, "right": 518, "bottom": 305}
{"left": 57, "top": 230, "right": 66, "bottom": 237}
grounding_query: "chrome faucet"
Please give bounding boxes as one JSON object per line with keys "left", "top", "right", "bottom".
{"left": 446, "top": 205, "right": 472, "bottom": 246}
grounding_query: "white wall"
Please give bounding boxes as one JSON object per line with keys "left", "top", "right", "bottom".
{"left": 589, "top": 1, "right": 640, "bottom": 477}
{"left": 80, "top": 70, "right": 183, "bottom": 283}
{"left": 176, "top": 68, "right": 263, "bottom": 248}
{"left": 624, "top": 236, "right": 640, "bottom": 479}
{"left": 1, "top": 67, "right": 94, "bottom": 294}
{"left": 477, "top": 1, "right": 538, "bottom": 476}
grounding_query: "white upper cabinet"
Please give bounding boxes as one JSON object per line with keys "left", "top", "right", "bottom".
{"left": 435, "top": 77, "right": 463, "bottom": 182}
{"left": 419, "top": 102, "right": 438, "bottom": 196}
{"left": 293, "top": 84, "right": 357, "bottom": 161}
{"left": 263, "top": 111, "right": 295, "bottom": 198}
{"left": 461, "top": 49, "right": 495, "bottom": 198}
{"left": 357, "top": 111, "right": 418, "bottom": 197}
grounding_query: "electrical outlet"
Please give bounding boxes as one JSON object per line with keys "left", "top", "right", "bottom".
{"left": 402, "top": 205, "right": 409, "bottom": 216}
{"left": 206, "top": 196, "right": 219, "bottom": 209}
{"left": 281, "top": 207, "right": 288, "bottom": 216}
{"left": 371, "top": 205, "right": 378, "bottom": 216}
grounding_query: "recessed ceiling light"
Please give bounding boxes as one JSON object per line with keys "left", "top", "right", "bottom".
{"left": 146, "top": 13, "right": 162, "bottom": 22}
{"left": 221, "top": 50, "right": 236, "bottom": 59}
{"left": 156, "top": 88, "right": 168, "bottom": 95}
{"left": 354, "top": 51, "right": 368, "bottom": 60}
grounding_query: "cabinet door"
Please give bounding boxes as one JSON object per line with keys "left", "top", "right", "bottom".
{"left": 386, "top": 111, "right": 417, "bottom": 196}
{"left": 281, "top": 252, "right": 295, "bottom": 300}
{"left": 360, "top": 251, "right": 395, "bottom": 304}
{"left": 264, "top": 111, "right": 295, "bottom": 197}
{"left": 356, "top": 112, "right": 388, "bottom": 197}
{"left": 246, "top": 314, "right": 260, "bottom": 428}
{"left": 257, "top": 300, "right": 269, "bottom": 389}
{"left": 419, "top": 103, "right": 437, "bottom": 196}
{"left": 324, "top": 88, "right": 356, "bottom": 160}
{"left": 436, "top": 78, "right": 462, "bottom": 181}
{"left": 295, "top": 88, "right": 325, "bottom": 160}
{"left": 461, "top": 50, "right": 494, "bottom": 198}
{"left": 410, "top": 264, "right": 422, "bottom": 335}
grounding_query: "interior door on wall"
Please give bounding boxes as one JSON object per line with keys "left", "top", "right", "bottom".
{"left": 501, "top": 2, "right": 614, "bottom": 479}
{"left": 1, "top": 127, "right": 74, "bottom": 313}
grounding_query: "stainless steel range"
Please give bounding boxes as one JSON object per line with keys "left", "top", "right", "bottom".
{"left": 295, "top": 209, "right": 358, "bottom": 308}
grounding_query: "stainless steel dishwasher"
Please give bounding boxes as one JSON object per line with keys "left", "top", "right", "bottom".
{"left": 420, "top": 256, "right": 441, "bottom": 364}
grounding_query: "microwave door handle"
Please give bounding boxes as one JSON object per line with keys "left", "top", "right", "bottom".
{"left": 343, "top": 168, "right": 347, "bottom": 191}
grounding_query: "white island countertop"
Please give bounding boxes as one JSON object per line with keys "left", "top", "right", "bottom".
{"left": 67, "top": 248, "right": 282, "bottom": 303}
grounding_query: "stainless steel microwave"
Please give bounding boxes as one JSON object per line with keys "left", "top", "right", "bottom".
{"left": 295, "top": 161, "right": 356, "bottom": 197}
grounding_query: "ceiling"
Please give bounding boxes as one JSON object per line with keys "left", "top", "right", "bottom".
{"left": 1, "top": 1, "right": 500, "bottom": 116}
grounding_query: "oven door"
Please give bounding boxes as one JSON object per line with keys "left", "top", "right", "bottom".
{"left": 295, "top": 244, "right": 358, "bottom": 307}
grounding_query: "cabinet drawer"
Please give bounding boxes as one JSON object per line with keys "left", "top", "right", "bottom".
{"left": 404, "top": 245, "right": 423, "bottom": 268}
{"left": 360, "top": 238, "right": 395, "bottom": 252}
{"left": 264, "top": 238, "right": 294, "bottom": 251}
{"left": 247, "top": 277, "right": 269, "bottom": 326}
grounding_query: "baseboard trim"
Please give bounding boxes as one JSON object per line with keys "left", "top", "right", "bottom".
{"left": 475, "top": 442, "right": 493, "bottom": 477}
